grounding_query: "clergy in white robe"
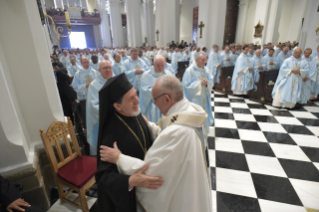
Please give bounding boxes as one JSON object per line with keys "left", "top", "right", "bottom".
{"left": 263, "top": 49, "right": 279, "bottom": 70}
{"left": 182, "top": 52, "right": 214, "bottom": 135}
{"left": 182, "top": 49, "right": 191, "bottom": 61}
{"left": 247, "top": 48, "right": 254, "bottom": 58}
{"left": 313, "top": 55, "right": 319, "bottom": 99}
{"left": 123, "top": 48, "right": 148, "bottom": 92}
{"left": 100, "top": 76, "right": 211, "bottom": 212}
{"left": 230, "top": 48, "right": 238, "bottom": 65}
{"left": 312, "top": 46, "right": 319, "bottom": 58}
{"left": 251, "top": 50, "right": 266, "bottom": 84}
{"left": 67, "top": 56, "right": 81, "bottom": 77}
{"left": 220, "top": 47, "right": 232, "bottom": 67}
{"left": 277, "top": 47, "right": 290, "bottom": 68}
{"left": 59, "top": 50, "right": 70, "bottom": 67}
{"left": 156, "top": 47, "right": 167, "bottom": 58}
{"left": 190, "top": 48, "right": 200, "bottom": 64}
{"left": 90, "top": 55, "right": 100, "bottom": 71}
{"left": 86, "top": 61, "right": 113, "bottom": 155}
{"left": 272, "top": 48, "right": 309, "bottom": 108}
{"left": 159, "top": 54, "right": 175, "bottom": 75}
{"left": 112, "top": 53, "right": 126, "bottom": 76}
{"left": 207, "top": 45, "right": 222, "bottom": 84}
{"left": 301, "top": 49, "right": 317, "bottom": 103}
{"left": 139, "top": 56, "right": 173, "bottom": 123}
{"left": 231, "top": 46, "right": 255, "bottom": 95}
{"left": 84, "top": 48, "right": 92, "bottom": 60}
{"left": 171, "top": 48, "right": 182, "bottom": 72}
{"left": 139, "top": 50, "right": 151, "bottom": 68}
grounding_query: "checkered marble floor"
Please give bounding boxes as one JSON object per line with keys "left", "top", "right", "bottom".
{"left": 209, "top": 90, "right": 319, "bottom": 212}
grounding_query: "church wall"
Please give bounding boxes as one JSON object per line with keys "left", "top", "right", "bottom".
{"left": 44, "top": 0, "right": 55, "bottom": 8}
{"left": 59, "top": 24, "right": 97, "bottom": 48}
{"left": 277, "top": 0, "right": 294, "bottom": 43}
{"left": 93, "top": 25, "right": 102, "bottom": 47}
{"left": 87, "top": 0, "right": 97, "bottom": 12}
{"left": 141, "top": 3, "right": 147, "bottom": 45}
{"left": 243, "top": 0, "right": 256, "bottom": 43}
{"left": 180, "top": 0, "right": 198, "bottom": 44}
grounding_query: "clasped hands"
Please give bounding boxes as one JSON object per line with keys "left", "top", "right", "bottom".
{"left": 100, "top": 142, "right": 164, "bottom": 190}
{"left": 201, "top": 78, "right": 208, "bottom": 86}
{"left": 135, "top": 69, "right": 144, "bottom": 74}
{"left": 291, "top": 69, "right": 301, "bottom": 75}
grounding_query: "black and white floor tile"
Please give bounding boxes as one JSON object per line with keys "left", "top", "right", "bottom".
{"left": 49, "top": 90, "right": 319, "bottom": 212}
{"left": 210, "top": 90, "right": 319, "bottom": 212}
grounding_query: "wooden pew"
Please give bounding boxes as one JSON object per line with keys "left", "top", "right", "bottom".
{"left": 176, "top": 61, "right": 189, "bottom": 81}
{"left": 214, "top": 66, "right": 234, "bottom": 95}
{"left": 248, "top": 69, "right": 279, "bottom": 105}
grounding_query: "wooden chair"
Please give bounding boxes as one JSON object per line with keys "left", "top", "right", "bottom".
{"left": 40, "top": 117, "right": 96, "bottom": 212}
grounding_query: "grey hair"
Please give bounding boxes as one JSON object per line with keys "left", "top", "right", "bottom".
{"left": 154, "top": 55, "right": 165, "bottom": 64}
{"left": 283, "top": 47, "right": 289, "bottom": 51}
{"left": 195, "top": 52, "right": 207, "bottom": 59}
{"left": 213, "top": 44, "right": 218, "bottom": 48}
{"left": 156, "top": 75, "right": 183, "bottom": 101}
{"left": 304, "top": 48, "right": 312, "bottom": 52}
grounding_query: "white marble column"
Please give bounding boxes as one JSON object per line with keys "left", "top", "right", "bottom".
{"left": 264, "top": 0, "right": 283, "bottom": 44}
{"left": 287, "top": 0, "right": 307, "bottom": 43}
{"left": 96, "top": 0, "right": 112, "bottom": 47}
{"left": 143, "top": 0, "right": 155, "bottom": 47}
{"left": 109, "top": 0, "right": 125, "bottom": 47}
{"left": 124, "top": 0, "right": 143, "bottom": 47}
{"left": 235, "top": 0, "right": 249, "bottom": 43}
{"left": 252, "top": 0, "right": 270, "bottom": 45}
{"left": 0, "top": 0, "right": 64, "bottom": 174}
{"left": 198, "top": 0, "right": 226, "bottom": 48}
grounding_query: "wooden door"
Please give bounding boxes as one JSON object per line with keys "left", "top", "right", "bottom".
{"left": 223, "top": 0, "right": 239, "bottom": 46}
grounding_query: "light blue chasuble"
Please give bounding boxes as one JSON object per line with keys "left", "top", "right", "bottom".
{"left": 139, "top": 67, "right": 173, "bottom": 123}
{"left": 229, "top": 53, "right": 238, "bottom": 66}
{"left": 86, "top": 74, "right": 107, "bottom": 155}
{"left": 72, "top": 67, "right": 99, "bottom": 100}
{"left": 112, "top": 61, "right": 125, "bottom": 76}
{"left": 272, "top": 57, "right": 309, "bottom": 105}
{"left": 123, "top": 57, "right": 148, "bottom": 91}
{"left": 277, "top": 52, "right": 290, "bottom": 68}
{"left": 263, "top": 55, "right": 279, "bottom": 70}
{"left": 231, "top": 53, "right": 255, "bottom": 92}
{"left": 182, "top": 64, "right": 214, "bottom": 134}
{"left": 90, "top": 62, "right": 99, "bottom": 71}
{"left": 300, "top": 57, "right": 317, "bottom": 103}
{"left": 182, "top": 52, "right": 192, "bottom": 61}
{"left": 171, "top": 52, "right": 182, "bottom": 73}
{"left": 207, "top": 51, "right": 222, "bottom": 84}
{"left": 165, "top": 63, "right": 175, "bottom": 75}
{"left": 66, "top": 63, "right": 81, "bottom": 76}
{"left": 220, "top": 52, "right": 233, "bottom": 67}
{"left": 251, "top": 55, "right": 266, "bottom": 83}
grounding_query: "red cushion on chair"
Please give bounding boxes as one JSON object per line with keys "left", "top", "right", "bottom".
{"left": 57, "top": 155, "right": 97, "bottom": 188}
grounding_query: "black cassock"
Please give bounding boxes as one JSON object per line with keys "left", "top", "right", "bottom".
{"left": 96, "top": 112, "right": 153, "bottom": 212}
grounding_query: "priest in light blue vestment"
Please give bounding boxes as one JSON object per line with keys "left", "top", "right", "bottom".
{"left": 220, "top": 47, "right": 233, "bottom": 67}
{"left": 247, "top": 48, "right": 254, "bottom": 58}
{"left": 72, "top": 57, "right": 99, "bottom": 101}
{"left": 231, "top": 46, "right": 254, "bottom": 95}
{"left": 277, "top": 47, "right": 290, "bottom": 68}
{"left": 313, "top": 55, "right": 319, "bottom": 99}
{"left": 300, "top": 49, "right": 317, "bottom": 103}
{"left": 182, "top": 52, "right": 214, "bottom": 135}
{"left": 251, "top": 50, "right": 266, "bottom": 84}
{"left": 86, "top": 61, "right": 114, "bottom": 155}
{"left": 207, "top": 45, "right": 222, "bottom": 84}
{"left": 67, "top": 56, "right": 81, "bottom": 77}
{"left": 164, "top": 60, "right": 175, "bottom": 75}
{"left": 229, "top": 48, "right": 238, "bottom": 65}
{"left": 139, "top": 50, "right": 151, "bottom": 68}
{"left": 112, "top": 53, "right": 126, "bottom": 76}
{"left": 171, "top": 48, "right": 183, "bottom": 72}
{"left": 263, "top": 49, "right": 279, "bottom": 70}
{"left": 123, "top": 49, "right": 148, "bottom": 92}
{"left": 139, "top": 55, "right": 173, "bottom": 123}
{"left": 182, "top": 49, "right": 192, "bottom": 61}
{"left": 59, "top": 50, "right": 70, "bottom": 67}
{"left": 312, "top": 46, "right": 319, "bottom": 58}
{"left": 272, "top": 48, "right": 309, "bottom": 108}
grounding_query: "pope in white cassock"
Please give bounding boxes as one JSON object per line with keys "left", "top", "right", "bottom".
{"left": 263, "top": 49, "right": 279, "bottom": 70}
{"left": 207, "top": 45, "right": 222, "bottom": 84}
{"left": 182, "top": 52, "right": 214, "bottom": 135}
{"left": 220, "top": 47, "right": 233, "bottom": 67}
{"left": 86, "top": 61, "right": 114, "bottom": 155}
{"left": 100, "top": 75, "right": 212, "bottom": 212}
{"left": 272, "top": 48, "right": 309, "bottom": 108}
{"left": 231, "top": 46, "right": 255, "bottom": 95}
{"left": 123, "top": 48, "right": 148, "bottom": 92}
{"left": 139, "top": 55, "right": 173, "bottom": 123}
{"left": 112, "top": 53, "right": 126, "bottom": 76}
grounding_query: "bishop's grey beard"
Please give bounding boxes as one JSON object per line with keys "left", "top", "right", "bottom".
{"left": 121, "top": 106, "right": 141, "bottom": 117}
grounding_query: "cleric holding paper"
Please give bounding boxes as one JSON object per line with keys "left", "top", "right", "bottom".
{"left": 95, "top": 73, "right": 163, "bottom": 212}
{"left": 231, "top": 45, "right": 255, "bottom": 95}
{"left": 86, "top": 61, "right": 114, "bottom": 156}
{"left": 272, "top": 48, "right": 309, "bottom": 108}
{"left": 182, "top": 52, "right": 214, "bottom": 135}
{"left": 100, "top": 75, "right": 212, "bottom": 212}
{"left": 139, "top": 55, "right": 173, "bottom": 123}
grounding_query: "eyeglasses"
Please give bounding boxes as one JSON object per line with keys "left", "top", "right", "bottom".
{"left": 151, "top": 93, "right": 169, "bottom": 103}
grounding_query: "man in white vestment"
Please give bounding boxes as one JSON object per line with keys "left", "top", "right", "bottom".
{"left": 59, "top": 50, "right": 70, "bottom": 67}
{"left": 272, "top": 48, "right": 309, "bottom": 108}
{"left": 229, "top": 47, "right": 238, "bottom": 65}
{"left": 67, "top": 56, "right": 81, "bottom": 77}
{"left": 277, "top": 47, "right": 290, "bottom": 68}
{"left": 220, "top": 46, "right": 232, "bottom": 67}
{"left": 312, "top": 45, "right": 319, "bottom": 58}
{"left": 251, "top": 50, "right": 266, "bottom": 84}
{"left": 207, "top": 45, "right": 222, "bottom": 84}
{"left": 182, "top": 49, "right": 191, "bottom": 61}
{"left": 112, "top": 53, "right": 125, "bottom": 76}
{"left": 247, "top": 48, "right": 254, "bottom": 58}
{"left": 100, "top": 75, "right": 212, "bottom": 212}
{"left": 86, "top": 61, "right": 114, "bottom": 155}
{"left": 263, "top": 49, "right": 278, "bottom": 70}
{"left": 301, "top": 48, "right": 317, "bottom": 102}
{"left": 139, "top": 55, "right": 173, "bottom": 123}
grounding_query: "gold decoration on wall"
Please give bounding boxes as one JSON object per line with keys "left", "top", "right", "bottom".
{"left": 44, "top": 12, "right": 74, "bottom": 43}
{"left": 254, "top": 21, "right": 263, "bottom": 37}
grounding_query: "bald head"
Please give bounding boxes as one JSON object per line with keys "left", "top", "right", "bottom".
{"left": 255, "top": 49, "right": 261, "bottom": 57}
{"left": 99, "top": 60, "right": 113, "bottom": 80}
{"left": 154, "top": 55, "right": 165, "bottom": 73}
{"left": 293, "top": 48, "right": 302, "bottom": 59}
{"left": 81, "top": 57, "right": 90, "bottom": 69}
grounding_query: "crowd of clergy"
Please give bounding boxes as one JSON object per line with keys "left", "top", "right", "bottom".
{"left": 51, "top": 41, "right": 319, "bottom": 156}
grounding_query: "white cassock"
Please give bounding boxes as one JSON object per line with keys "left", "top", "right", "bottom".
{"left": 116, "top": 98, "right": 212, "bottom": 212}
